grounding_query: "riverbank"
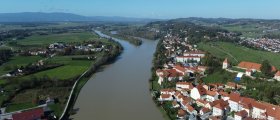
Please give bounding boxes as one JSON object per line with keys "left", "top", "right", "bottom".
{"left": 60, "top": 39, "right": 123, "bottom": 119}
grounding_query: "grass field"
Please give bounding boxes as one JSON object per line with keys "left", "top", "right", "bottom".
{"left": 23, "top": 55, "right": 93, "bottom": 80}
{"left": 198, "top": 42, "right": 280, "bottom": 69}
{"left": 0, "top": 56, "right": 43, "bottom": 75}
{"left": 16, "top": 32, "right": 98, "bottom": 46}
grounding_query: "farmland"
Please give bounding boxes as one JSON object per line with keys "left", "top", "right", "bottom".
{"left": 198, "top": 42, "right": 280, "bottom": 69}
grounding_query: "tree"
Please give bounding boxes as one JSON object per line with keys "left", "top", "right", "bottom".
{"left": 260, "top": 60, "right": 273, "bottom": 77}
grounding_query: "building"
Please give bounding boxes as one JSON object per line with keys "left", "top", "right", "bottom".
{"left": 234, "top": 110, "right": 248, "bottom": 120}
{"left": 274, "top": 71, "right": 280, "bottom": 81}
{"left": 177, "top": 109, "right": 187, "bottom": 119}
{"left": 12, "top": 108, "right": 44, "bottom": 120}
{"left": 183, "top": 51, "right": 205, "bottom": 57}
{"left": 228, "top": 92, "right": 241, "bottom": 112}
{"left": 222, "top": 58, "right": 229, "bottom": 69}
{"left": 237, "top": 61, "right": 277, "bottom": 72}
{"left": 176, "top": 82, "right": 193, "bottom": 91}
{"left": 158, "top": 94, "right": 173, "bottom": 101}
{"left": 190, "top": 85, "right": 206, "bottom": 100}
{"left": 176, "top": 56, "right": 201, "bottom": 63}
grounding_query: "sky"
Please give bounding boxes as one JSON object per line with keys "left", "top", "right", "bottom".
{"left": 0, "top": 0, "right": 280, "bottom": 19}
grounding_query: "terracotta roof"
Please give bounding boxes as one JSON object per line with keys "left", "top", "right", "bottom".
{"left": 160, "top": 88, "right": 174, "bottom": 93}
{"left": 226, "top": 82, "right": 237, "bottom": 88}
{"left": 238, "top": 61, "right": 277, "bottom": 72}
{"left": 12, "top": 108, "right": 44, "bottom": 120}
{"left": 207, "top": 90, "right": 217, "bottom": 97}
{"left": 160, "top": 94, "right": 172, "bottom": 99}
{"left": 172, "top": 101, "right": 179, "bottom": 106}
{"left": 197, "top": 85, "right": 207, "bottom": 95}
{"left": 174, "top": 65, "right": 186, "bottom": 72}
{"left": 238, "top": 61, "right": 262, "bottom": 71}
{"left": 252, "top": 101, "right": 266, "bottom": 110}
{"left": 275, "top": 71, "right": 280, "bottom": 76}
{"left": 187, "top": 104, "right": 195, "bottom": 112}
{"left": 178, "top": 109, "right": 187, "bottom": 117}
{"left": 211, "top": 99, "right": 229, "bottom": 109}
{"left": 176, "top": 82, "right": 191, "bottom": 86}
{"left": 223, "top": 58, "right": 228, "bottom": 63}
{"left": 184, "top": 51, "right": 206, "bottom": 54}
{"left": 201, "top": 107, "right": 211, "bottom": 113}
{"left": 218, "top": 91, "right": 229, "bottom": 97}
{"left": 229, "top": 92, "right": 241, "bottom": 102}
{"left": 197, "top": 99, "right": 208, "bottom": 105}
{"left": 235, "top": 110, "right": 248, "bottom": 117}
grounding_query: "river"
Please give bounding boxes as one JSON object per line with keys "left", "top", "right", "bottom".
{"left": 71, "top": 31, "right": 164, "bottom": 120}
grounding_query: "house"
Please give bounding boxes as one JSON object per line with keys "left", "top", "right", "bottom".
{"left": 177, "top": 109, "right": 187, "bottom": 119}
{"left": 12, "top": 108, "right": 44, "bottom": 120}
{"left": 200, "top": 107, "right": 211, "bottom": 116}
{"left": 190, "top": 85, "right": 206, "bottom": 100}
{"left": 228, "top": 92, "right": 241, "bottom": 112}
{"left": 158, "top": 94, "right": 173, "bottom": 101}
{"left": 186, "top": 104, "right": 197, "bottom": 115}
{"left": 251, "top": 101, "right": 267, "bottom": 119}
{"left": 234, "top": 110, "right": 248, "bottom": 120}
{"left": 160, "top": 89, "right": 175, "bottom": 95}
{"left": 239, "top": 97, "right": 254, "bottom": 116}
{"left": 172, "top": 101, "right": 180, "bottom": 108}
{"left": 183, "top": 51, "right": 205, "bottom": 57}
{"left": 237, "top": 61, "right": 277, "bottom": 72}
{"left": 218, "top": 91, "right": 230, "bottom": 101}
{"left": 211, "top": 99, "right": 229, "bottom": 116}
{"left": 266, "top": 106, "right": 280, "bottom": 120}
{"left": 274, "top": 71, "right": 280, "bottom": 81}
{"left": 156, "top": 69, "right": 184, "bottom": 85}
{"left": 245, "top": 69, "right": 252, "bottom": 76}
{"left": 222, "top": 58, "right": 229, "bottom": 69}
{"left": 213, "top": 104, "right": 226, "bottom": 117}
{"left": 205, "top": 90, "right": 218, "bottom": 102}
{"left": 181, "top": 97, "right": 192, "bottom": 110}
{"left": 176, "top": 82, "right": 193, "bottom": 91}
{"left": 196, "top": 99, "right": 209, "bottom": 107}
{"left": 175, "top": 56, "right": 201, "bottom": 63}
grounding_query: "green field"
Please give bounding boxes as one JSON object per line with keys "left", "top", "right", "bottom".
{"left": 16, "top": 32, "right": 98, "bottom": 46}
{"left": 198, "top": 42, "right": 280, "bottom": 69}
{"left": 23, "top": 55, "right": 93, "bottom": 80}
{"left": 0, "top": 56, "right": 43, "bottom": 75}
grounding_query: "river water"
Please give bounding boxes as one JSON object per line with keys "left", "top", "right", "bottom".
{"left": 71, "top": 31, "right": 164, "bottom": 120}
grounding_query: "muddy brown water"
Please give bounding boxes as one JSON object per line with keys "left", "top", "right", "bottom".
{"left": 71, "top": 31, "right": 164, "bottom": 120}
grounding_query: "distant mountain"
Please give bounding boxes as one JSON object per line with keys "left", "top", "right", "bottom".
{"left": 0, "top": 12, "right": 158, "bottom": 23}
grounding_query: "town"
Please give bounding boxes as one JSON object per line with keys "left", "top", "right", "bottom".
{"left": 154, "top": 33, "right": 280, "bottom": 120}
{"left": 239, "top": 37, "right": 280, "bottom": 53}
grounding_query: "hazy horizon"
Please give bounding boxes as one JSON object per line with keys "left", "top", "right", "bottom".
{"left": 1, "top": 0, "right": 280, "bottom": 19}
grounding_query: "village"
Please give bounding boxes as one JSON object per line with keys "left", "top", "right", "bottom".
{"left": 154, "top": 33, "right": 280, "bottom": 120}
{"left": 239, "top": 37, "right": 280, "bottom": 53}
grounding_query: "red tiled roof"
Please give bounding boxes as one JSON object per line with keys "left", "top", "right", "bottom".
{"left": 223, "top": 58, "right": 228, "bottom": 63}
{"left": 235, "top": 110, "right": 248, "bottom": 117}
{"left": 252, "top": 101, "right": 266, "bottom": 110}
{"left": 178, "top": 109, "right": 187, "bottom": 117}
{"left": 174, "top": 65, "right": 186, "bottom": 72}
{"left": 201, "top": 107, "right": 211, "bottom": 113}
{"left": 275, "top": 71, "right": 280, "bottom": 76}
{"left": 197, "top": 85, "right": 207, "bottom": 95}
{"left": 12, "top": 108, "right": 44, "bottom": 120}
{"left": 238, "top": 61, "right": 277, "bottom": 72}
{"left": 187, "top": 104, "right": 195, "bottom": 112}
{"left": 207, "top": 90, "right": 217, "bottom": 97}
{"left": 160, "top": 94, "right": 172, "bottom": 99}
{"left": 177, "top": 56, "right": 201, "bottom": 58}
{"left": 176, "top": 82, "right": 191, "bottom": 86}
{"left": 229, "top": 92, "right": 241, "bottom": 102}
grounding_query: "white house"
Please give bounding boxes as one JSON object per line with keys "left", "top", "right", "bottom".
{"left": 186, "top": 104, "right": 197, "bottom": 115}
{"left": 158, "top": 94, "right": 173, "bottom": 101}
{"left": 177, "top": 109, "right": 187, "bottom": 119}
{"left": 205, "top": 90, "right": 218, "bottom": 102}
{"left": 222, "top": 58, "right": 229, "bottom": 69}
{"left": 245, "top": 69, "right": 252, "bottom": 76}
{"left": 200, "top": 107, "right": 211, "bottom": 116}
{"left": 234, "top": 110, "right": 248, "bottom": 120}
{"left": 228, "top": 93, "right": 241, "bottom": 112}
{"left": 251, "top": 102, "right": 267, "bottom": 119}
{"left": 183, "top": 51, "right": 205, "bottom": 57}
{"left": 190, "top": 85, "right": 206, "bottom": 100}
{"left": 212, "top": 104, "right": 224, "bottom": 116}
{"left": 176, "top": 82, "right": 193, "bottom": 91}
{"left": 176, "top": 56, "right": 201, "bottom": 63}
{"left": 274, "top": 71, "right": 280, "bottom": 81}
